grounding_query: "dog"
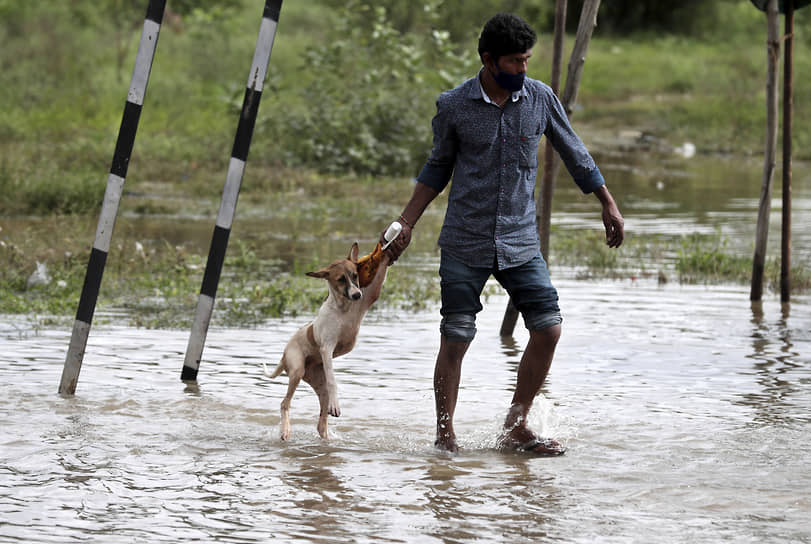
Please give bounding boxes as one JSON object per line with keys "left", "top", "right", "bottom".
{"left": 263, "top": 242, "right": 389, "bottom": 440}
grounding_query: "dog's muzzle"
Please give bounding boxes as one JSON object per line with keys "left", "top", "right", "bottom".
{"left": 346, "top": 284, "right": 362, "bottom": 301}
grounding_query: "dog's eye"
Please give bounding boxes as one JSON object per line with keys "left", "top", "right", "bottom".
{"left": 351, "top": 273, "right": 358, "bottom": 282}
{"left": 338, "top": 277, "right": 346, "bottom": 283}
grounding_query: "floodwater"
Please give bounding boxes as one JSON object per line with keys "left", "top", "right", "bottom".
{"left": 2, "top": 151, "right": 811, "bottom": 542}
{"left": 2, "top": 282, "right": 810, "bottom": 543}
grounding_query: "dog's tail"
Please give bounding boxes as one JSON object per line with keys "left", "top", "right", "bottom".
{"left": 262, "top": 357, "right": 285, "bottom": 379}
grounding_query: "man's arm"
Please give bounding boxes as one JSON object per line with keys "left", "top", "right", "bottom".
{"left": 382, "top": 181, "right": 440, "bottom": 262}
{"left": 593, "top": 185, "right": 624, "bottom": 248}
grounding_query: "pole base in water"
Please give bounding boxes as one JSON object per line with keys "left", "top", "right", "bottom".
{"left": 181, "top": 365, "right": 199, "bottom": 382}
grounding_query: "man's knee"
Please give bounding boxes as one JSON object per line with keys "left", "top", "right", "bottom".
{"left": 440, "top": 313, "right": 477, "bottom": 343}
{"left": 524, "top": 311, "right": 562, "bottom": 335}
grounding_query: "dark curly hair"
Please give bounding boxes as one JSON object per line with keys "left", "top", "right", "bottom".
{"left": 477, "top": 13, "right": 537, "bottom": 62}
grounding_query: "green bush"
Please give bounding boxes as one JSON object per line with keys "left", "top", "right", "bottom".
{"left": 261, "top": 1, "right": 475, "bottom": 176}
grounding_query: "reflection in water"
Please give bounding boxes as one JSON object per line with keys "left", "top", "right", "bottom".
{"left": 182, "top": 381, "right": 202, "bottom": 396}
{"left": 499, "top": 334, "right": 523, "bottom": 361}
{"left": 276, "top": 452, "right": 352, "bottom": 541}
{"left": 499, "top": 334, "right": 523, "bottom": 396}
{"left": 744, "top": 301, "right": 807, "bottom": 426}
{"left": 422, "top": 456, "right": 561, "bottom": 542}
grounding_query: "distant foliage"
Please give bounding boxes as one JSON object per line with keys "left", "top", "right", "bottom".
{"left": 322, "top": 0, "right": 553, "bottom": 43}
{"left": 562, "top": 0, "right": 719, "bottom": 35}
{"left": 323, "top": 0, "right": 811, "bottom": 39}
{"left": 265, "top": 1, "right": 475, "bottom": 176}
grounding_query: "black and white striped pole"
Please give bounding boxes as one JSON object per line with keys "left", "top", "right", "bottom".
{"left": 181, "top": 0, "right": 282, "bottom": 381}
{"left": 60, "top": 0, "right": 166, "bottom": 396}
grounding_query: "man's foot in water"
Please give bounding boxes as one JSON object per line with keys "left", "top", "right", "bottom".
{"left": 434, "top": 433, "right": 459, "bottom": 453}
{"left": 497, "top": 426, "right": 566, "bottom": 456}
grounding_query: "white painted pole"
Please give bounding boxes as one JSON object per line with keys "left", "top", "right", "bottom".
{"left": 182, "top": 0, "right": 283, "bottom": 381}
{"left": 60, "top": 0, "right": 166, "bottom": 396}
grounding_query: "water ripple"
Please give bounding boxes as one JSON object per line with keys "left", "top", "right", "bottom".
{"left": 2, "top": 282, "right": 810, "bottom": 543}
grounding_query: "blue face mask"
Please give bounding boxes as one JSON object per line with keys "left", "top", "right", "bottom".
{"left": 493, "top": 69, "right": 525, "bottom": 92}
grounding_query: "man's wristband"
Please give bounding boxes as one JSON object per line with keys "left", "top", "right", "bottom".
{"left": 399, "top": 215, "right": 414, "bottom": 229}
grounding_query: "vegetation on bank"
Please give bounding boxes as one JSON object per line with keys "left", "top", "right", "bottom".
{"left": 3, "top": 191, "right": 807, "bottom": 329}
{"left": 1, "top": 1, "right": 809, "bottom": 326}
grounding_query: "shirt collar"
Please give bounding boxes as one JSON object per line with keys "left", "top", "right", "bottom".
{"left": 475, "top": 68, "right": 524, "bottom": 104}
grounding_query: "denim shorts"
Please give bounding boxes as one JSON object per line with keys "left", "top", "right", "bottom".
{"left": 438, "top": 251, "right": 562, "bottom": 341}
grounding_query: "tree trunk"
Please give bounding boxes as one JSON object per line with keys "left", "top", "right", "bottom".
{"left": 781, "top": 2, "right": 793, "bottom": 302}
{"left": 500, "top": 0, "right": 568, "bottom": 337}
{"left": 538, "top": 0, "right": 568, "bottom": 263}
{"left": 561, "top": 0, "right": 601, "bottom": 116}
{"left": 500, "top": 0, "right": 602, "bottom": 337}
{"left": 750, "top": 0, "right": 780, "bottom": 301}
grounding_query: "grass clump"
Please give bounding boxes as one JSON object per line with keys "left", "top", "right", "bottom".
{"left": 676, "top": 232, "right": 751, "bottom": 283}
{"left": 676, "top": 231, "right": 811, "bottom": 291}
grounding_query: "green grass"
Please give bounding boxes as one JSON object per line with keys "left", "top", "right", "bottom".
{"left": 4, "top": 1, "right": 811, "bottom": 216}
{"left": 674, "top": 231, "right": 810, "bottom": 290}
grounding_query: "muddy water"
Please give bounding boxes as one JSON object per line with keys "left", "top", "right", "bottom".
{"left": 574, "top": 151, "right": 811, "bottom": 264}
{"left": 2, "top": 150, "right": 811, "bottom": 542}
{"left": 2, "top": 279, "right": 810, "bottom": 543}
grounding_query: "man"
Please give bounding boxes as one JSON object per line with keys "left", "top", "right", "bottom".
{"left": 383, "top": 13, "right": 624, "bottom": 455}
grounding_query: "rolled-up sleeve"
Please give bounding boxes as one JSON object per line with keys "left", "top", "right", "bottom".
{"left": 416, "top": 94, "right": 457, "bottom": 192}
{"left": 544, "top": 91, "right": 605, "bottom": 194}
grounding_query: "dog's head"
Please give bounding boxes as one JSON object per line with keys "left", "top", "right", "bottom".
{"left": 306, "top": 243, "right": 362, "bottom": 301}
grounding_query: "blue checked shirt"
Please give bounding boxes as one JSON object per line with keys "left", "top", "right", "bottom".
{"left": 416, "top": 73, "right": 605, "bottom": 269}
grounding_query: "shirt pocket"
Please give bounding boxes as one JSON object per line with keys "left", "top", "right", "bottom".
{"left": 518, "top": 122, "right": 542, "bottom": 168}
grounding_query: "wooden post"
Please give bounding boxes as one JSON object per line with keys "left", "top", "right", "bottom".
{"left": 781, "top": 1, "right": 793, "bottom": 302}
{"left": 750, "top": 0, "right": 781, "bottom": 301}
{"left": 561, "top": 0, "right": 602, "bottom": 116}
{"left": 500, "top": 0, "right": 602, "bottom": 337}
{"left": 500, "top": 0, "right": 567, "bottom": 337}
{"left": 539, "top": 0, "right": 568, "bottom": 262}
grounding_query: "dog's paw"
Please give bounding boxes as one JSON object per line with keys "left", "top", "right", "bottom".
{"left": 328, "top": 401, "right": 341, "bottom": 418}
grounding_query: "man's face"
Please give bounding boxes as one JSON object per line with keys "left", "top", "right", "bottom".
{"left": 492, "top": 49, "right": 532, "bottom": 75}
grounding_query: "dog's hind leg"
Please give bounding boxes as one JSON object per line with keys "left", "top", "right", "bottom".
{"left": 280, "top": 363, "right": 304, "bottom": 441}
{"left": 304, "top": 363, "right": 330, "bottom": 439}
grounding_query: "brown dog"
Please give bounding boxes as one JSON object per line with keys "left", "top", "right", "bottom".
{"left": 263, "top": 242, "right": 389, "bottom": 440}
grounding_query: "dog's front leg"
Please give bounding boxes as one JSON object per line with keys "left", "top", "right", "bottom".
{"left": 319, "top": 347, "right": 341, "bottom": 418}
{"left": 361, "top": 254, "right": 390, "bottom": 309}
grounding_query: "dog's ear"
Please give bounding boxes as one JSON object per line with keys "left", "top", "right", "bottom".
{"left": 306, "top": 269, "right": 329, "bottom": 279}
{"left": 348, "top": 242, "right": 359, "bottom": 263}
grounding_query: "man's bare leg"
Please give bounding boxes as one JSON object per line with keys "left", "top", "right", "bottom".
{"left": 500, "top": 324, "right": 565, "bottom": 454}
{"left": 434, "top": 336, "right": 470, "bottom": 453}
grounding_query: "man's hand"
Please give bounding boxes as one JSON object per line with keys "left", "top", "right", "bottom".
{"left": 593, "top": 185, "right": 624, "bottom": 248}
{"left": 381, "top": 222, "right": 412, "bottom": 264}
{"left": 602, "top": 203, "right": 624, "bottom": 248}
{"left": 381, "top": 182, "right": 438, "bottom": 263}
